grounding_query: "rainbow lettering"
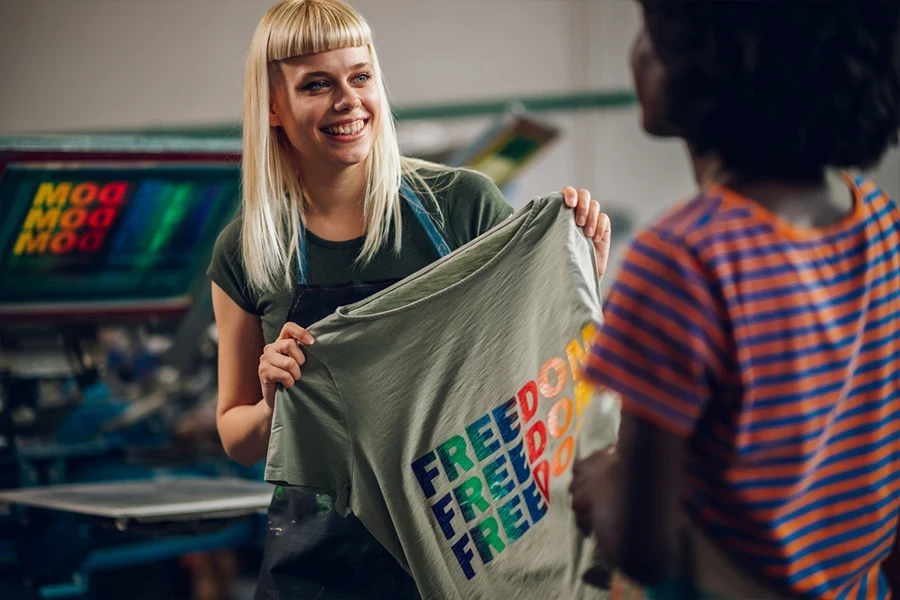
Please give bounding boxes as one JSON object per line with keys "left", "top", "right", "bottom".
{"left": 410, "top": 322, "right": 599, "bottom": 580}
{"left": 13, "top": 181, "right": 130, "bottom": 256}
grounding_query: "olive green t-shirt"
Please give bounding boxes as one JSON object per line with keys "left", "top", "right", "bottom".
{"left": 265, "top": 194, "right": 615, "bottom": 599}
{"left": 207, "top": 168, "right": 514, "bottom": 343}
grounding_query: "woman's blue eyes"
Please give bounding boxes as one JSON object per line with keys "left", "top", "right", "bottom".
{"left": 302, "top": 73, "right": 372, "bottom": 91}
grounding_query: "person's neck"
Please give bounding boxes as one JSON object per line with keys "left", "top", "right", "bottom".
{"left": 687, "top": 147, "right": 719, "bottom": 188}
{"left": 715, "top": 164, "right": 831, "bottom": 204}
{"left": 687, "top": 148, "right": 852, "bottom": 229}
{"left": 687, "top": 147, "right": 829, "bottom": 199}
{"left": 299, "top": 162, "right": 367, "bottom": 219}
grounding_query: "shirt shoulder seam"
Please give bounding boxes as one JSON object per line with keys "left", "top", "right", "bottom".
{"left": 308, "top": 350, "right": 357, "bottom": 507}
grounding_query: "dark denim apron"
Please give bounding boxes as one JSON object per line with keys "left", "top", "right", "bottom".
{"left": 254, "top": 184, "right": 450, "bottom": 600}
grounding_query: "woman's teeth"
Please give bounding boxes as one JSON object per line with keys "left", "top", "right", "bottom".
{"left": 322, "top": 120, "right": 365, "bottom": 135}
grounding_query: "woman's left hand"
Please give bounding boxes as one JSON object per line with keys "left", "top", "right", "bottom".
{"left": 562, "top": 187, "right": 611, "bottom": 279}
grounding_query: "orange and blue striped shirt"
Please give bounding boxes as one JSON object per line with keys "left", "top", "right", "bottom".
{"left": 586, "top": 175, "right": 900, "bottom": 599}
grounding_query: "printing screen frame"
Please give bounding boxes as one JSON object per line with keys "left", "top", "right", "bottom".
{"left": 0, "top": 148, "right": 241, "bottom": 324}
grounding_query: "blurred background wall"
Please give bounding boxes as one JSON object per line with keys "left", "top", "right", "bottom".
{"left": 1, "top": 0, "right": 898, "bottom": 274}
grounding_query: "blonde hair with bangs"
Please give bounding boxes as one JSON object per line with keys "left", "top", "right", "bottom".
{"left": 242, "top": 0, "right": 448, "bottom": 295}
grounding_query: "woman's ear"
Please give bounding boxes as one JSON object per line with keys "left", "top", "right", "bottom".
{"left": 269, "top": 100, "right": 282, "bottom": 128}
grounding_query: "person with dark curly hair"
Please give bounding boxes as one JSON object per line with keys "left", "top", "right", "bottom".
{"left": 570, "top": 1, "right": 900, "bottom": 598}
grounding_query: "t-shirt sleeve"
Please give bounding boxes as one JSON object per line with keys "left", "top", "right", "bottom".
{"left": 206, "top": 219, "right": 258, "bottom": 314}
{"left": 584, "top": 229, "right": 729, "bottom": 438}
{"left": 443, "top": 168, "right": 515, "bottom": 245}
{"left": 264, "top": 351, "right": 354, "bottom": 516}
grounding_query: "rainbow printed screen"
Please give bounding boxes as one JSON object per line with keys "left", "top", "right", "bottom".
{"left": 0, "top": 163, "right": 239, "bottom": 309}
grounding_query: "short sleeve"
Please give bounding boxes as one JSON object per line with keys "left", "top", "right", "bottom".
{"left": 584, "top": 229, "right": 729, "bottom": 437}
{"left": 206, "top": 219, "right": 258, "bottom": 314}
{"left": 443, "top": 169, "right": 514, "bottom": 245}
{"left": 264, "top": 351, "right": 353, "bottom": 516}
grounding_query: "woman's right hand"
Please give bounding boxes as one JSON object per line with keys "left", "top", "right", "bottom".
{"left": 259, "top": 322, "right": 315, "bottom": 409}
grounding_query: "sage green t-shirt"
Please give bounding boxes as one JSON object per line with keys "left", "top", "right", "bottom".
{"left": 266, "top": 193, "right": 617, "bottom": 600}
{"left": 206, "top": 168, "right": 514, "bottom": 343}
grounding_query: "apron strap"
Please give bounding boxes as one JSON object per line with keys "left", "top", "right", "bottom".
{"left": 296, "top": 182, "right": 452, "bottom": 285}
{"left": 400, "top": 181, "right": 452, "bottom": 259}
{"left": 298, "top": 222, "right": 310, "bottom": 286}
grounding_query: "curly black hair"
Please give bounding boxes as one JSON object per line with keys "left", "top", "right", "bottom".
{"left": 642, "top": 0, "right": 900, "bottom": 180}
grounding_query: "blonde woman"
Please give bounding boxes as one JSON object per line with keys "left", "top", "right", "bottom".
{"left": 208, "top": 0, "right": 611, "bottom": 597}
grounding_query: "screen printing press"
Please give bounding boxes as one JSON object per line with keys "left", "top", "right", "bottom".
{"left": 0, "top": 115, "right": 560, "bottom": 599}
{"left": 0, "top": 135, "right": 273, "bottom": 599}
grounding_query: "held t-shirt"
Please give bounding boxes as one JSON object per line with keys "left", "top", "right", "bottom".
{"left": 206, "top": 167, "right": 514, "bottom": 343}
{"left": 266, "top": 194, "right": 618, "bottom": 600}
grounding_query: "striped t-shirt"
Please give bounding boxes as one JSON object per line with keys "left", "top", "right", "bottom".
{"left": 586, "top": 175, "right": 900, "bottom": 599}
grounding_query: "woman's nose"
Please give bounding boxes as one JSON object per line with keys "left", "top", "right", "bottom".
{"left": 334, "top": 87, "right": 361, "bottom": 112}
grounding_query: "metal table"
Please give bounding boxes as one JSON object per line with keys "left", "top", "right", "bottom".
{"left": 0, "top": 477, "right": 273, "bottom": 523}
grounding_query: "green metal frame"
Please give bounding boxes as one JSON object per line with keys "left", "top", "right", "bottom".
{"left": 0, "top": 89, "right": 637, "bottom": 146}
{"left": 392, "top": 89, "right": 636, "bottom": 121}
